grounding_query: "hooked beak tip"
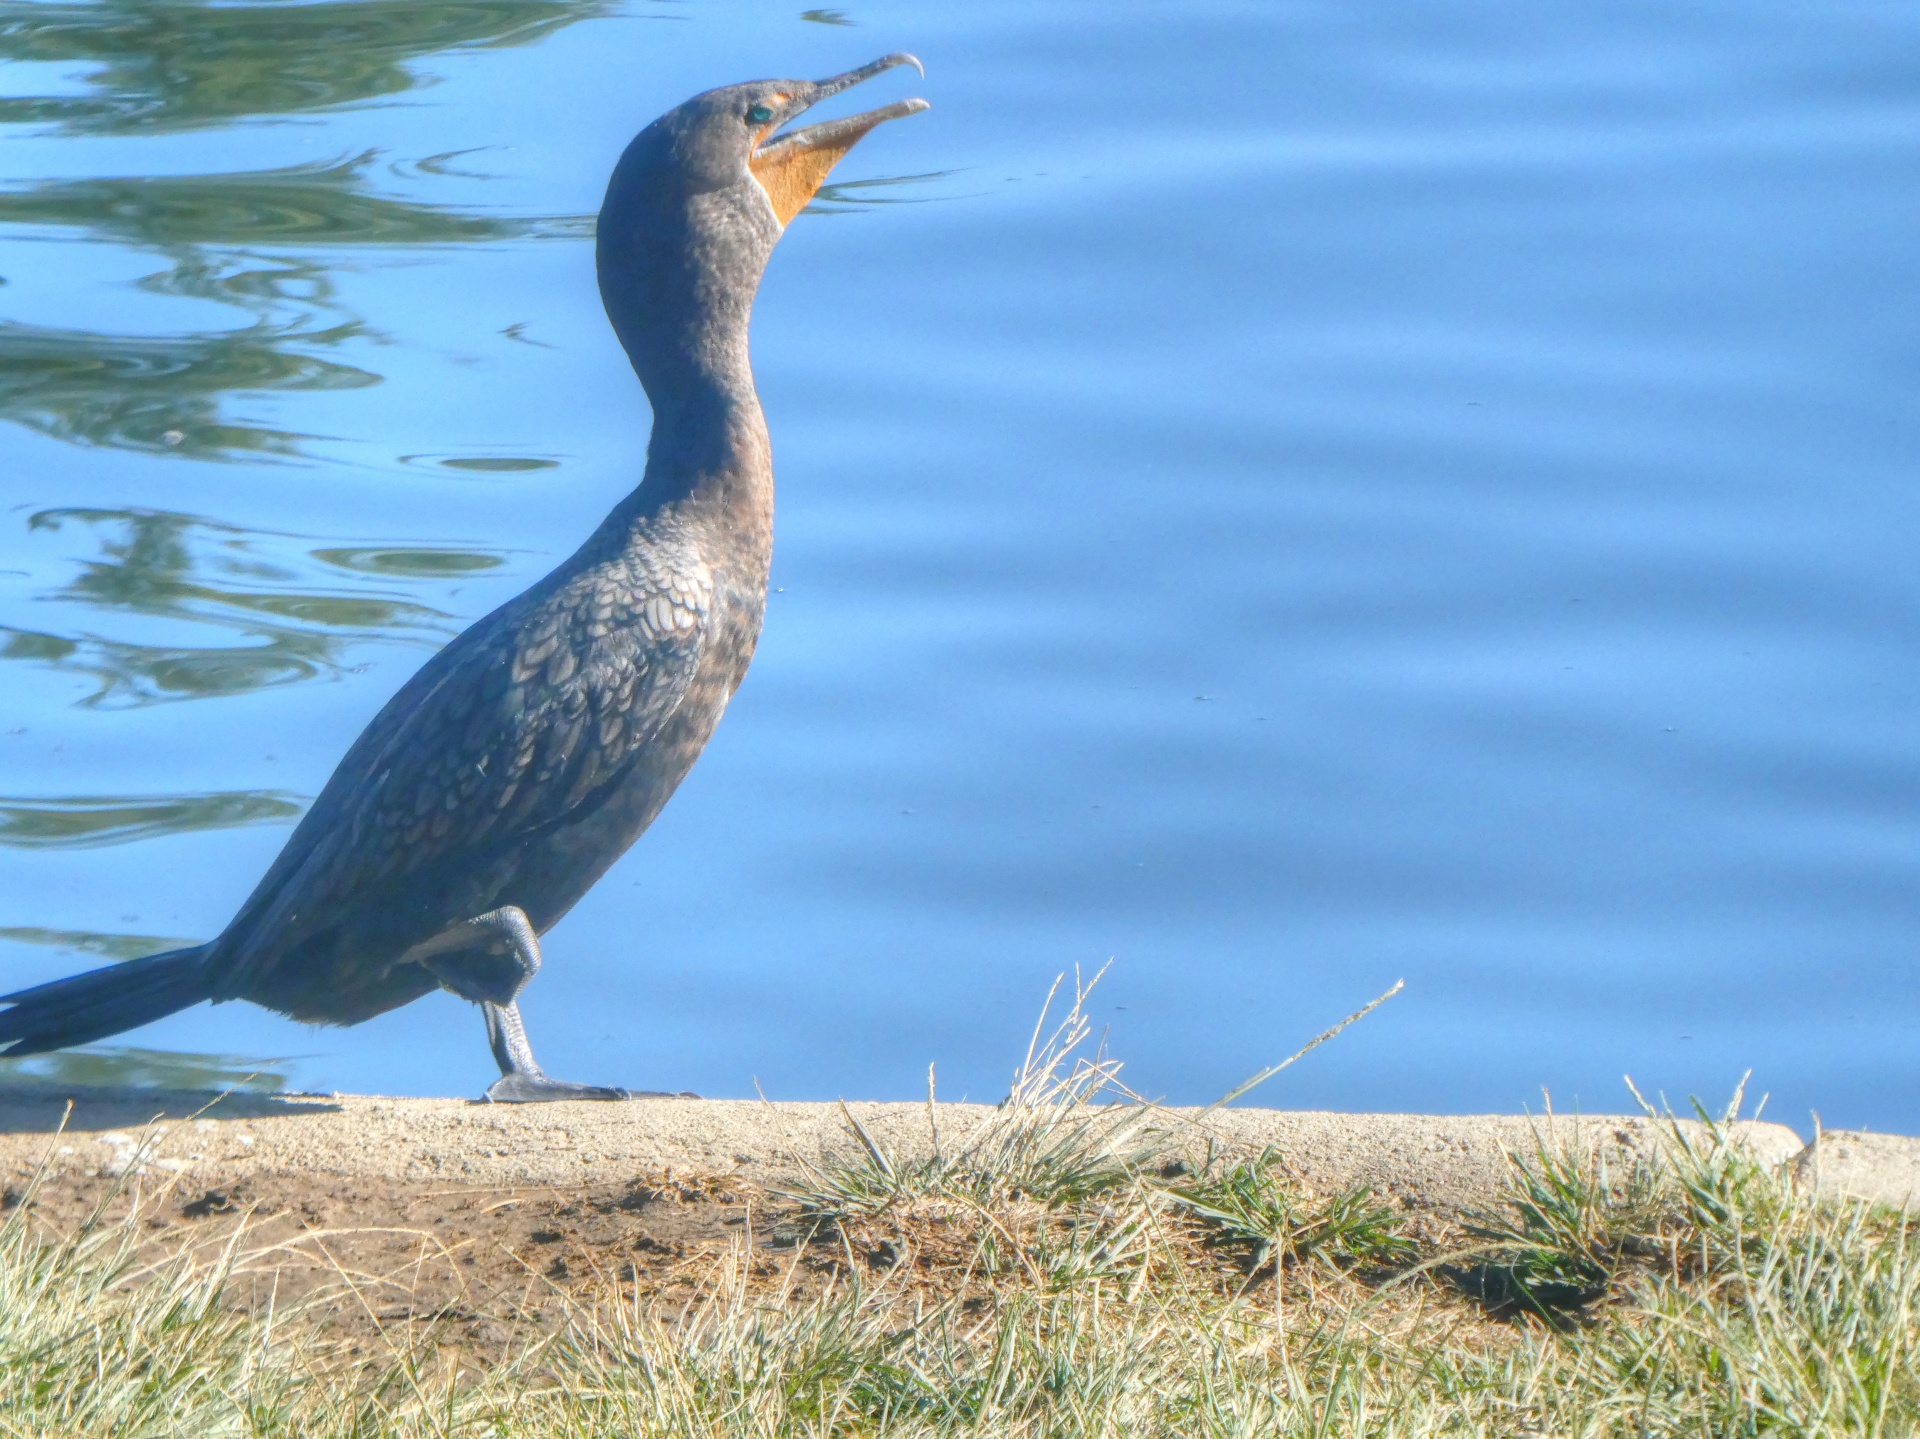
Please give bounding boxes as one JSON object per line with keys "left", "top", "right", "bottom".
{"left": 860, "top": 52, "right": 924, "bottom": 79}
{"left": 816, "top": 52, "right": 925, "bottom": 98}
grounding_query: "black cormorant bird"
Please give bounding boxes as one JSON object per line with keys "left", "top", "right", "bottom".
{"left": 0, "top": 57, "right": 929, "bottom": 1101}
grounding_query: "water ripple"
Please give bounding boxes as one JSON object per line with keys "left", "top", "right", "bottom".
{"left": 0, "top": 790, "right": 304, "bottom": 849}
{"left": 0, "top": 0, "right": 607, "bottom": 136}
{"left": 3, "top": 508, "right": 498, "bottom": 707}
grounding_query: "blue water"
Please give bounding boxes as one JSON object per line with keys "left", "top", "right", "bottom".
{"left": 1, "top": 0, "right": 1917, "bottom": 1129}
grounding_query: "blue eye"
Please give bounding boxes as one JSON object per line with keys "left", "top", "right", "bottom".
{"left": 747, "top": 104, "right": 773, "bottom": 124}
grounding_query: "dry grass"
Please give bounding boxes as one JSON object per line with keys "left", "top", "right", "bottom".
{"left": 1, "top": 987, "right": 1913, "bottom": 1437}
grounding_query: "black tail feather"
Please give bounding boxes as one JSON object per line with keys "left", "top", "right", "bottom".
{"left": 0, "top": 946, "right": 214, "bottom": 1056}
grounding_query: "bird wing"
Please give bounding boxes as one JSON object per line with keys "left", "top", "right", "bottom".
{"left": 342, "top": 555, "right": 712, "bottom": 875}
{"left": 214, "top": 538, "right": 713, "bottom": 972}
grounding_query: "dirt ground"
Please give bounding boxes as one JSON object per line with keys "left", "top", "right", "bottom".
{"left": 12, "top": 1159, "right": 817, "bottom": 1360}
{"left": 0, "top": 1083, "right": 1862, "bottom": 1364}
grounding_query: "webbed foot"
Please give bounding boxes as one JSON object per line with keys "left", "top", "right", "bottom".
{"left": 484, "top": 1072, "right": 632, "bottom": 1103}
{"left": 476, "top": 997, "right": 699, "bottom": 1103}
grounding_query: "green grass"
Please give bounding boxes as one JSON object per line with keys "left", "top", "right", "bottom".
{"left": 1168, "top": 1152, "right": 1418, "bottom": 1280}
{"left": 3, "top": 999, "right": 1916, "bottom": 1436}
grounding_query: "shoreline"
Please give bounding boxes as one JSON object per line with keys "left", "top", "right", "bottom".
{"left": 2, "top": 1083, "right": 1917, "bottom": 1429}
{"left": 0, "top": 1084, "right": 1909, "bottom": 1214}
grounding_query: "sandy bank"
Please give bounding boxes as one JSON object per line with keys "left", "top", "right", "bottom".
{"left": 5, "top": 1085, "right": 1914, "bottom": 1356}
{"left": 3, "top": 1084, "right": 1901, "bottom": 1216}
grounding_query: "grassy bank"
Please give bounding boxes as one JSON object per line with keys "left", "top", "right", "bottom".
{"left": 2, "top": 999, "right": 1912, "bottom": 1436}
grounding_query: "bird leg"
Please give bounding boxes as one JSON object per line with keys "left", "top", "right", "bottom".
{"left": 480, "top": 998, "right": 632, "bottom": 1103}
{"left": 414, "top": 906, "right": 633, "bottom": 1103}
{"left": 415, "top": 905, "right": 542, "bottom": 1006}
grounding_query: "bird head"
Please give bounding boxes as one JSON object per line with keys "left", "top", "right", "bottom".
{"left": 598, "top": 55, "right": 928, "bottom": 394}
{"left": 655, "top": 54, "right": 928, "bottom": 226}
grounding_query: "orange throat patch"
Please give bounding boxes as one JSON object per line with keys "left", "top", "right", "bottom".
{"left": 749, "top": 109, "right": 903, "bottom": 226}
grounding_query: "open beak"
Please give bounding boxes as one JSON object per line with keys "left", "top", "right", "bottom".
{"left": 749, "top": 54, "right": 929, "bottom": 226}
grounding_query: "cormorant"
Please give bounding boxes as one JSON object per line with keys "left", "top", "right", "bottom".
{"left": 0, "top": 57, "right": 929, "bottom": 1101}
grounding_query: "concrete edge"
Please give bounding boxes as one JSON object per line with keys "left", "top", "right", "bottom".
{"left": 0, "top": 1085, "right": 1888, "bottom": 1218}
{"left": 1791, "top": 1128, "right": 1920, "bottom": 1212}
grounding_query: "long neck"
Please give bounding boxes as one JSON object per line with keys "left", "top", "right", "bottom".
{"left": 597, "top": 159, "right": 780, "bottom": 520}
{"left": 628, "top": 273, "right": 768, "bottom": 516}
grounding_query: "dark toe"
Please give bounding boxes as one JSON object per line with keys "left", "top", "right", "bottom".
{"left": 483, "top": 1074, "right": 631, "bottom": 1103}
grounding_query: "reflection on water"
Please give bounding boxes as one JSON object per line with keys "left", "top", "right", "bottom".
{"left": 0, "top": 315, "right": 376, "bottom": 458}
{"left": 0, "top": 155, "right": 588, "bottom": 248}
{"left": 0, "top": 1046, "right": 291, "bottom": 1093}
{"left": 0, "top": 790, "right": 302, "bottom": 848}
{"left": 808, "top": 170, "right": 959, "bottom": 215}
{"left": 0, "top": 924, "right": 198, "bottom": 962}
{"left": 311, "top": 546, "right": 506, "bottom": 579}
{"left": 2, "top": 508, "right": 496, "bottom": 706}
{"left": 35, "top": 506, "right": 454, "bottom": 630}
{"left": 0, "top": 0, "right": 600, "bottom": 462}
{"left": 0, "top": 152, "right": 591, "bottom": 460}
{"left": 0, "top": 0, "right": 604, "bottom": 135}
{"left": 2, "top": 623, "right": 366, "bottom": 708}
{"left": 421, "top": 455, "right": 563, "bottom": 473}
